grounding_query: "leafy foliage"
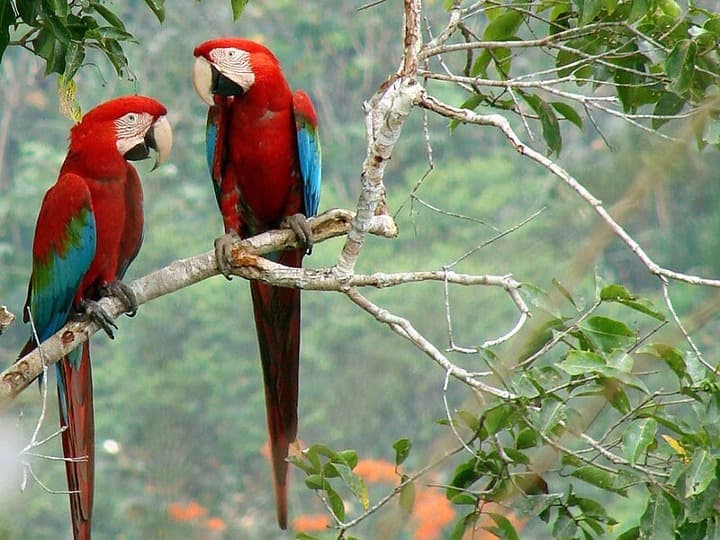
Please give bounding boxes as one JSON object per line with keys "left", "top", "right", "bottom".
{"left": 439, "top": 0, "right": 720, "bottom": 154}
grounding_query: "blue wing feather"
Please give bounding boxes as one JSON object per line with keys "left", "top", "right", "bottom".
{"left": 205, "top": 105, "right": 224, "bottom": 208}
{"left": 293, "top": 92, "right": 322, "bottom": 218}
{"left": 28, "top": 174, "right": 96, "bottom": 346}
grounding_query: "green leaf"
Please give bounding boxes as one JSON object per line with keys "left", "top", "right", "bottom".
{"left": 516, "top": 428, "right": 537, "bottom": 449}
{"left": 515, "top": 494, "right": 560, "bottom": 518}
{"left": 46, "top": 0, "right": 69, "bottom": 19}
{"left": 652, "top": 92, "right": 685, "bottom": 129}
{"left": 399, "top": 475, "right": 415, "bottom": 514}
{"left": 582, "top": 316, "right": 635, "bottom": 351}
{"left": 600, "top": 284, "right": 665, "bottom": 321}
{"left": 392, "top": 438, "right": 412, "bottom": 466}
{"left": 617, "top": 526, "right": 640, "bottom": 540}
{"left": 90, "top": 2, "right": 127, "bottom": 31}
{"left": 572, "top": 496, "right": 608, "bottom": 520}
{"left": 579, "top": 0, "right": 603, "bottom": 25}
{"left": 85, "top": 26, "right": 137, "bottom": 43}
{"left": 296, "top": 534, "right": 320, "bottom": 540}
{"left": 486, "top": 512, "right": 520, "bottom": 540}
{"left": 449, "top": 94, "right": 485, "bottom": 131}
{"left": 657, "top": 0, "right": 680, "bottom": 18}
{"left": 622, "top": 418, "right": 657, "bottom": 465}
{"left": 601, "top": 378, "right": 631, "bottom": 414}
{"left": 551, "top": 102, "right": 583, "bottom": 130}
{"left": 558, "top": 350, "right": 605, "bottom": 376}
{"left": 592, "top": 318, "right": 633, "bottom": 340}
{"left": 335, "top": 463, "right": 369, "bottom": 510}
{"left": 687, "top": 477, "right": 719, "bottom": 522}
{"left": 63, "top": 42, "right": 85, "bottom": 81}
{"left": 552, "top": 278, "right": 578, "bottom": 308}
{"left": 101, "top": 38, "right": 129, "bottom": 75}
{"left": 524, "top": 94, "right": 562, "bottom": 155}
{"left": 665, "top": 40, "right": 697, "bottom": 95}
{"left": 483, "top": 10, "right": 524, "bottom": 41}
{"left": 57, "top": 74, "right": 81, "bottom": 122}
{"left": 16, "top": 0, "right": 39, "bottom": 25}
{"left": 449, "top": 513, "right": 479, "bottom": 540}
{"left": 639, "top": 344, "right": 686, "bottom": 380}
{"left": 41, "top": 10, "right": 72, "bottom": 46}
{"left": 306, "top": 444, "right": 339, "bottom": 462}
{"left": 0, "top": 3, "right": 12, "bottom": 62}
{"left": 338, "top": 450, "right": 358, "bottom": 469}
{"left": 628, "top": 0, "right": 650, "bottom": 22}
{"left": 287, "top": 455, "right": 316, "bottom": 475}
{"left": 144, "top": 0, "right": 165, "bottom": 22}
{"left": 325, "top": 483, "right": 345, "bottom": 521}
{"left": 571, "top": 465, "right": 626, "bottom": 494}
{"left": 685, "top": 449, "right": 716, "bottom": 497}
{"left": 447, "top": 460, "right": 482, "bottom": 499}
{"left": 305, "top": 474, "right": 326, "bottom": 490}
{"left": 231, "top": 0, "right": 249, "bottom": 20}
{"left": 484, "top": 403, "right": 515, "bottom": 436}
{"left": 639, "top": 491, "right": 675, "bottom": 540}
{"left": 537, "top": 400, "right": 566, "bottom": 435}
{"left": 504, "top": 447, "right": 529, "bottom": 465}
{"left": 538, "top": 100, "right": 562, "bottom": 155}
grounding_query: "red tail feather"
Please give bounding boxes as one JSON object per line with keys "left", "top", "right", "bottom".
{"left": 57, "top": 343, "right": 94, "bottom": 540}
{"left": 250, "top": 248, "right": 302, "bottom": 530}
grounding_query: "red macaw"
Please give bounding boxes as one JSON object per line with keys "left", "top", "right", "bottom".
{"left": 192, "top": 39, "right": 321, "bottom": 529}
{"left": 18, "top": 96, "right": 172, "bottom": 540}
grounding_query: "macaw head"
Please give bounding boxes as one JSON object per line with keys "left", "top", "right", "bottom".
{"left": 192, "top": 38, "right": 284, "bottom": 105}
{"left": 70, "top": 95, "right": 173, "bottom": 170}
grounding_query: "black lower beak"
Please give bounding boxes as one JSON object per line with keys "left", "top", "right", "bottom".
{"left": 211, "top": 66, "right": 245, "bottom": 97}
{"left": 124, "top": 141, "right": 149, "bottom": 161}
{"left": 124, "top": 129, "right": 157, "bottom": 161}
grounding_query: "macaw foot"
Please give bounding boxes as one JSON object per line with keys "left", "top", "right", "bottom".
{"left": 281, "top": 213, "right": 313, "bottom": 255}
{"left": 214, "top": 231, "right": 241, "bottom": 281}
{"left": 77, "top": 299, "right": 118, "bottom": 339}
{"left": 101, "top": 280, "right": 138, "bottom": 317}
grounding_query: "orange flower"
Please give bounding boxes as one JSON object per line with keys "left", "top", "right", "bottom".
{"left": 205, "top": 517, "right": 227, "bottom": 532}
{"left": 412, "top": 488, "right": 456, "bottom": 540}
{"left": 354, "top": 458, "right": 397, "bottom": 484}
{"left": 167, "top": 500, "right": 208, "bottom": 522}
{"left": 292, "top": 513, "right": 330, "bottom": 533}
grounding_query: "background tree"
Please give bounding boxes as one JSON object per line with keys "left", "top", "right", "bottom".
{"left": 3, "top": 0, "right": 720, "bottom": 539}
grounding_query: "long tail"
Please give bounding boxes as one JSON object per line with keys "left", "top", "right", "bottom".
{"left": 250, "top": 248, "right": 302, "bottom": 530}
{"left": 56, "top": 343, "right": 94, "bottom": 540}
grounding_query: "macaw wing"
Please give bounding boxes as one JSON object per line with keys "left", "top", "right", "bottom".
{"left": 26, "top": 173, "right": 96, "bottom": 344}
{"left": 205, "top": 103, "right": 227, "bottom": 209}
{"left": 293, "top": 90, "right": 321, "bottom": 218}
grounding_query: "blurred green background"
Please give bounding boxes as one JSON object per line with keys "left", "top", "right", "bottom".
{"left": 2, "top": 1, "right": 720, "bottom": 538}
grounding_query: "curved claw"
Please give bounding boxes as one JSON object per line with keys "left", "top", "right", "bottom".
{"left": 281, "top": 213, "right": 313, "bottom": 255}
{"left": 215, "top": 231, "right": 241, "bottom": 280}
{"left": 78, "top": 299, "right": 117, "bottom": 339}
{"left": 101, "top": 280, "right": 138, "bottom": 317}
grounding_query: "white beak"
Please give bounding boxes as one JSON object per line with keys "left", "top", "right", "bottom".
{"left": 193, "top": 56, "right": 214, "bottom": 106}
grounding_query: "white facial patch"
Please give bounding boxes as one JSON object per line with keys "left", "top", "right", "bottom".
{"left": 209, "top": 47, "right": 255, "bottom": 90}
{"left": 114, "top": 111, "right": 154, "bottom": 155}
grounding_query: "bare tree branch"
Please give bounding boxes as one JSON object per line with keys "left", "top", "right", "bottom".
{"left": 0, "top": 209, "right": 394, "bottom": 403}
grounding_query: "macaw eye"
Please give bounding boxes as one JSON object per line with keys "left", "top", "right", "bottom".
{"left": 126, "top": 113, "right": 138, "bottom": 123}
{"left": 227, "top": 50, "right": 237, "bottom": 58}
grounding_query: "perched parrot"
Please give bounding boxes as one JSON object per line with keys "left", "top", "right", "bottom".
{"left": 18, "top": 96, "right": 172, "bottom": 540}
{"left": 192, "top": 39, "right": 321, "bottom": 529}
